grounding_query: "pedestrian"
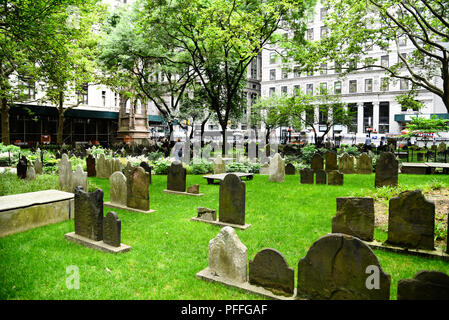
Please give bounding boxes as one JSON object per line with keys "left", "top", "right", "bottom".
{"left": 174, "top": 138, "right": 183, "bottom": 161}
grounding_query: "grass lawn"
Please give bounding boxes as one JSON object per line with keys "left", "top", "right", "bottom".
{"left": 0, "top": 172, "right": 448, "bottom": 300}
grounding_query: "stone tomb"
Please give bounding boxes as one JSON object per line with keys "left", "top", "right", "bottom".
{"left": 397, "top": 270, "right": 449, "bottom": 300}
{"left": 315, "top": 169, "right": 327, "bottom": 185}
{"left": 164, "top": 161, "right": 204, "bottom": 196}
{"left": 26, "top": 164, "right": 36, "bottom": 181}
{"left": 285, "top": 163, "right": 296, "bottom": 175}
{"left": 34, "top": 158, "right": 43, "bottom": 175}
{"left": 213, "top": 155, "right": 226, "bottom": 174}
{"left": 126, "top": 166, "right": 154, "bottom": 213}
{"left": 268, "top": 153, "right": 285, "bottom": 183}
{"left": 72, "top": 165, "right": 88, "bottom": 193}
{"left": 375, "top": 152, "right": 398, "bottom": 188}
{"left": 332, "top": 197, "right": 374, "bottom": 241}
{"left": 356, "top": 153, "right": 373, "bottom": 174}
{"left": 86, "top": 154, "right": 96, "bottom": 177}
{"left": 328, "top": 170, "right": 344, "bottom": 185}
{"left": 58, "top": 154, "right": 73, "bottom": 192}
{"left": 310, "top": 153, "right": 324, "bottom": 172}
{"left": 300, "top": 168, "right": 314, "bottom": 184}
{"left": 16, "top": 155, "right": 27, "bottom": 179}
{"left": 325, "top": 151, "right": 338, "bottom": 172}
{"left": 338, "top": 154, "right": 355, "bottom": 174}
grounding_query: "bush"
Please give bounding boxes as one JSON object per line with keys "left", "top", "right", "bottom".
{"left": 189, "top": 158, "right": 213, "bottom": 175}
{"left": 300, "top": 144, "right": 317, "bottom": 164}
{"left": 151, "top": 157, "right": 172, "bottom": 174}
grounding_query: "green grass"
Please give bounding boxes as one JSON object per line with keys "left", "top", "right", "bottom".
{"left": 0, "top": 173, "right": 448, "bottom": 300}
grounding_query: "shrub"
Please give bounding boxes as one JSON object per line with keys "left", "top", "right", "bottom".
{"left": 152, "top": 157, "right": 172, "bottom": 174}
{"left": 189, "top": 158, "right": 213, "bottom": 175}
{"left": 300, "top": 144, "right": 317, "bottom": 164}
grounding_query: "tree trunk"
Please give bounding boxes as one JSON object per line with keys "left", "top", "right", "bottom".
{"left": 265, "top": 127, "right": 271, "bottom": 145}
{"left": 200, "top": 113, "right": 210, "bottom": 148}
{"left": 1, "top": 97, "right": 10, "bottom": 145}
{"left": 57, "top": 92, "right": 65, "bottom": 145}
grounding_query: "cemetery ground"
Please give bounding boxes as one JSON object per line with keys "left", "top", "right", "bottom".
{"left": 0, "top": 172, "right": 448, "bottom": 300}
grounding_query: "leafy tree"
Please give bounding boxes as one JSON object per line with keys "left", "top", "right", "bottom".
{"left": 250, "top": 94, "right": 286, "bottom": 144}
{"left": 402, "top": 115, "right": 449, "bottom": 147}
{"left": 395, "top": 88, "right": 424, "bottom": 112}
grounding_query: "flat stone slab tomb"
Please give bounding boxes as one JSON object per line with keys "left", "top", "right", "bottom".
{"left": 65, "top": 232, "right": 131, "bottom": 254}
{"left": 0, "top": 190, "right": 74, "bottom": 238}
{"left": 190, "top": 217, "right": 251, "bottom": 230}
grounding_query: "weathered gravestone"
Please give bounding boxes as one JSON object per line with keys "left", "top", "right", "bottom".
{"left": 338, "top": 154, "right": 355, "bottom": 174}
{"left": 356, "top": 153, "right": 373, "bottom": 174}
{"left": 214, "top": 155, "right": 226, "bottom": 174}
{"left": 325, "top": 151, "right": 338, "bottom": 172}
{"left": 58, "top": 154, "right": 73, "bottom": 192}
{"left": 196, "top": 207, "right": 217, "bottom": 221}
{"left": 74, "top": 187, "right": 104, "bottom": 241}
{"left": 17, "top": 155, "right": 28, "bottom": 179}
{"left": 297, "top": 233, "right": 391, "bottom": 300}
{"left": 259, "top": 162, "right": 270, "bottom": 175}
{"left": 249, "top": 248, "right": 294, "bottom": 296}
{"left": 219, "top": 173, "right": 246, "bottom": 226}
{"left": 386, "top": 190, "right": 435, "bottom": 250}
{"left": 123, "top": 161, "right": 134, "bottom": 179}
{"left": 112, "top": 158, "right": 122, "bottom": 174}
{"left": 96, "top": 154, "right": 109, "bottom": 179}
{"left": 109, "top": 171, "right": 127, "bottom": 207}
{"left": 72, "top": 165, "right": 88, "bottom": 193}
{"left": 208, "top": 226, "right": 248, "bottom": 283}
{"left": 328, "top": 170, "right": 344, "bottom": 185}
{"left": 268, "top": 153, "right": 285, "bottom": 182}
{"left": 315, "top": 169, "right": 327, "bottom": 185}
{"left": 332, "top": 197, "right": 374, "bottom": 241}
{"left": 102, "top": 211, "right": 121, "bottom": 247}
{"left": 127, "top": 166, "right": 150, "bottom": 211}
{"left": 187, "top": 184, "right": 200, "bottom": 194}
{"left": 139, "top": 161, "right": 152, "bottom": 184}
{"left": 34, "top": 158, "right": 43, "bottom": 175}
{"left": 311, "top": 153, "right": 324, "bottom": 172}
{"left": 167, "top": 161, "right": 186, "bottom": 192}
{"left": 25, "top": 164, "right": 36, "bottom": 181}
{"left": 375, "top": 152, "right": 398, "bottom": 188}
{"left": 397, "top": 271, "right": 449, "bottom": 300}
{"left": 285, "top": 163, "right": 296, "bottom": 175}
{"left": 300, "top": 168, "right": 314, "bottom": 184}
{"left": 86, "top": 154, "right": 96, "bottom": 177}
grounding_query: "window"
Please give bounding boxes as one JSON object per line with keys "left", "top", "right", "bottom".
{"left": 269, "top": 69, "right": 276, "bottom": 81}
{"left": 380, "top": 77, "right": 389, "bottom": 91}
{"left": 18, "top": 76, "right": 36, "bottom": 100}
{"left": 334, "top": 62, "right": 342, "bottom": 74}
{"left": 320, "top": 8, "right": 328, "bottom": 20}
{"left": 250, "top": 59, "right": 258, "bottom": 79}
{"left": 77, "top": 83, "right": 88, "bottom": 104}
{"left": 269, "top": 87, "right": 276, "bottom": 97}
{"left": 320, "top": 63, "right": 327, "bottom": 75}
{"left": 348, "top": 103, "right": 358, "bottom": 133}
{"left": 379, "top": 102, "right": 390, "bottom": 133}
{"left": 320, "top": 26, "right": 328, "bottom": 39}
{"left": 349, "top": 80, "right": 357, "bottom": 93}
{"left": 269, "top": 52, "right": 276, "bottom": 64}
{"left": 365, "top": 79, "right": 373, "bottom": 93}
{"left": 293, "top": 85, "right": 300, "bottom": 95}
{"left": 400, "top": 79, "right": 409, "bottom": 90}
{"left": 114, "top": 93, "right": 118, "bottom": 107}
{"left": 349, "top": 60, "right": 357, "bottom": 70}
{"left": 281, "top": 69, "right": 288, "bottom": 79}
{"left": 306, "top": 83, "right": 314, "bottom": 95}
{"left": 307, "top": 28, "right": 314, "bottom": 41}
{"left": 281, "top": 86, "right": 288, "bottom": 95}
{"left": 102, "top": 91, "right": 106, "bottom": 106}
{"left": 363, "top": 102, "right": 373, "bottom": 133}
{"left": 334, "top": 81, "right": 342, "bottom": 94}
{"left": 381, "top": 55, "right": 389, "bottom": 68}
{"left": 319, "top": 82, "right": 327, "bottom": 95}
{"left": 294, "top": 66, "right": 301, "bottom": 78}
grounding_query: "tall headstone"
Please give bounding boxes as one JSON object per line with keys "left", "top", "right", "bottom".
{"left": 269, "top": 153, "right": 285, "bottom": 182}
{"left": 398, "top": 271, "right": 449, "bottom": 300}
{"left": 208, "top": 226, "right": 248, "bottom": 283}
{"left": 315, "top": 169, "right": 327, "bottom": 185}
{"left": 325, "top": 151, "right": 338, "bottom": 172}
{"left": 300, "top": 168, "right": 314, "bottom": 184}
{"left": 328, "top": 170, "right": 344, "bottom": 185}
{"left": 338, "top": 154, "right": 355, "bottom": 174}
{"left": 249, "top": 248, "right": 294, "bottom": 296}
{"left": 102, "top": 211, "right": 121, "bottom": 247}
{"left": 219, "top": 173, "right": 246, "bottom": 226}
{"left": 386, "top": 190, "right": 435, "bottom": 250}
{"left": 34, "top": 158, "right": 43, "bottom": 175}
{"left": 310, "top": 153, "right": 324, "bottom": 172}
{"left": 127, "top": 166, "right": 150, "bottom": 211}
{"left": 86, "top": 154, "right": 96, "bottom": 177}
{"left": 74, "top": 187, "right": 104, "bottom": 241}
{"left": 297, "top": 233, "right": 391, "bottom": 300}
{"left": 58, "top": 154, "right": 73, "bottom": 192}
{"left": 96, "top": 154, "right": 108, "bottom": 179}
{"left": 332, "top": 197, "right": 375, "bottom": 241}
{"left": 356, "top": 153, "right": 373, "bottom": 174}
{"left": 112, "top": 158, "right": 122, "bottom": 174}
{"left": 16, "top": 155, "right": 28, "bottom": 179}
{"left": 110, "top": 171, "right": 127, "bottom": 207}
{"left": 72, "top": 165, "right": 88, "bottom": 192}
{"left": 375, "top": 152, "right": 398, "bottom": 188}
{"left": 167, "top": 161, "right": 186, "bottom": 192}
{"left": 214, "top": 155, "right": 226, "bottom": 174}
{"left": 25, "top": 164, "right": 36, "bottom": 181}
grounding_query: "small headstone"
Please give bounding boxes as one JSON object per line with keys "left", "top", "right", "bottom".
{"left": 285, "top": 163, "right": 296, "bottom": 175}
{"left": 102, "top": 211, "right": 121, "bottom": 247}
{"left": 219, "top": 173, "right": 246, "bottom": 226}
{"left": 25, "top": 164, "right": 36, "bottom": 180}
{"left": 315, "top": 169, "right": 327, "bottom": 184}
{"left": 297, "top": 233, "right": 391, "bottom": 300}
{"left": 356, "top": 153, "right": 373, "bottom": 174}
{"left": 325, "top": 151, "right": 338, "bottom": 172}
{"left": 338, "top": 154, "right": 355, "bottom": 174}
{"left": 214, "top": 155, "right": 226, "bottom": 174}
{"left": 110, "top": 171, "right": 127, "bottom": 206}
{"left": 300, "top": 168, "right": 314, "bottom": 184}
{"left": 34, "top": 158, "right": 43, "bottom": 175}
{"left": 74, "top": 187, "right": 104, "bottom": 241}
{"left": 127, "top": 166, "right": 150, "bottom": 211}
{"left": 259, "top": 162, "right": 270, "bottom": 175}
{"left": 58, "top": 154, "right": 73, "bottom": 192}
{"left": 328, "top": 170, "right": 344, "bottom": 186}
{"left": 208, "top": 226, "right": 248, "bottom": 283}
{"left": 187, "top": 184, "right": 199, "bottom": 194}
{"left": 386, "top": 190, "right": 435, "bottom": 250}
{"left": 332, "top": 197, "right": 375, "bottom": 241}
{"left": 17, "top": 156, "right": 28, "bottom": 179}
{"left": 167, "top": 161, "right": 186, "bottom": 192}
{"left": 311, "top": 153, "right": 324, "bottom": 172}
{"left": 375, "top": 152, "right": 398, "bottom": 188}
{"left": 268, "top": 153, "right": 285, "bottom": 182}
{"left": 196, "top": 207, "right": 217, "bottom": 221}
{"left": 86, "top": 154, "right": 96, "bottom": 177}
{"left": 249, "top": 248, "right": 294, "bottom": 296}
{"left": 398, "top": 271, "right": 449, "bottom": 300}
{"left": 72, "top": 165, "right": 88, "bottom": 193}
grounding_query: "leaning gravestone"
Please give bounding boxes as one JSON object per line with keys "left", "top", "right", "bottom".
{"left": 208, "top": 226, "right": 248, "bottom": 283}
{"left": 214, "top": 155, "right": 226, "bottom": 174}
{"left": 219, "top": 173, "right": 246, "bottom": 226}
{"left": 167, "top": 161, "right": 186, "bottom": 192}
{"left": 17, "top": 155, "right": 28, "bottom": 179}
{"left": 86, "top": 154, "right": 96, "bottom": 177}
{"left": 58, "top": 154, "right": 73, "bottom": 193}
{"left": 102, "top": 211, "right": 121, "bottom": 247}
{"left": 356, "top": 153, "right": 373, "bottom": 174}
{"left": 386, "top": 190, "right": 435, "bottom": 250}
{"left": 285, "top": 163, "right": 296, "bottom": 175}
{"left": 315, "top": 169, "right": 327, "bottom": 185}
{"left": 338, "top": 154, "right": 355, "bottom": 174}
{"left": 109, "top": 171, "right": 127, "bottom": 207}
{"left": 34, "top": 158, "right": 43, "bottom": 175}
{"left": 297, "top": 233, "right": 391, "bottom": 300}
{"left": 325, "top": 151, "right": 338, "bottom": 172}
{"left": 268, "top": 153, "right": 285, "bottom": 182}
{"left": 25, "top": 164, "right": 36, "bottom": 181}
{"left": 74, "top": 187, "right": 104, "bottom": 241}
{"left": 249, "top": 248, "right": 294, "bottom": 296}
{"left": 328, "top": 170, "right": 343, "bottom": 186}
{"left": 397, "top": 270, "right": 449, "bottom": 300}
{"left": 332, "top": 197, "right": 374, "bottom": 241}
{"left": 127, "top": 166, "right": 150, "bottom": 211}
{"left": 72, "top": 165, "right": 88, "bottom": 193}
{"left": 375, "top": 152, "right": 398, "bottom": 188}
{"left": 310, "top": 153, "right": 324, "bottom": 172}
{"left": 300, "top": 168, "right": 314, "bottom": 184}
